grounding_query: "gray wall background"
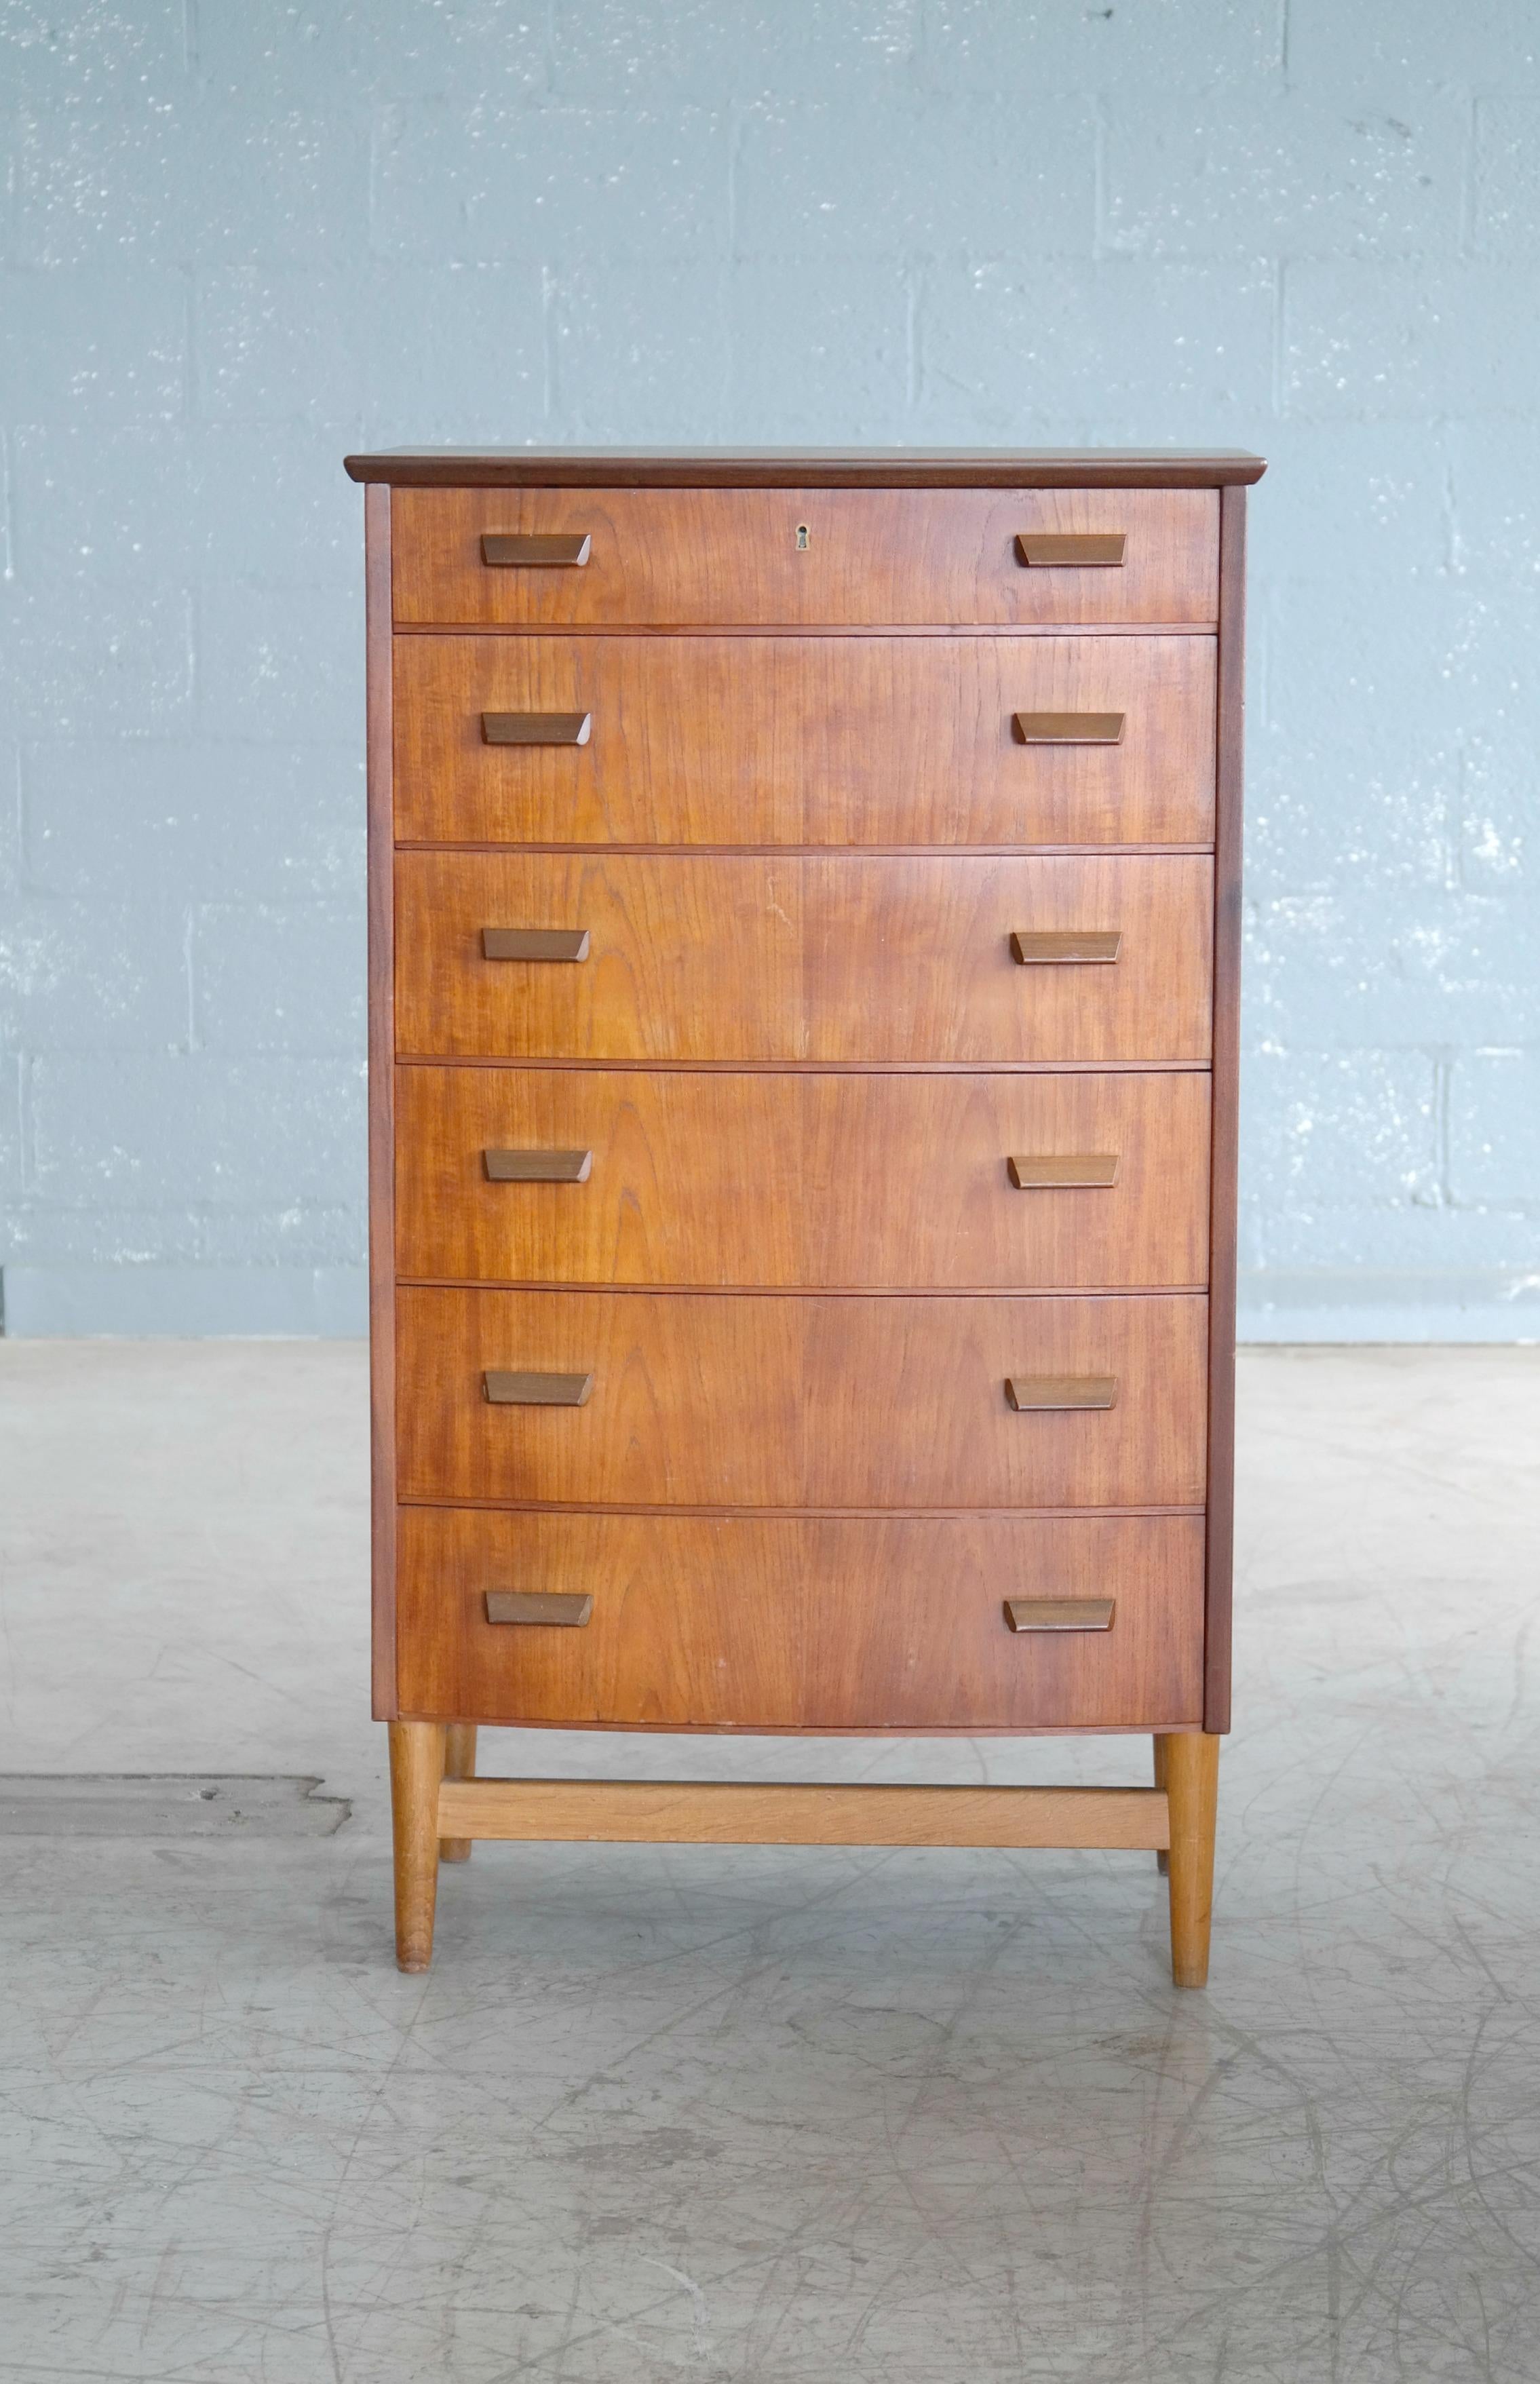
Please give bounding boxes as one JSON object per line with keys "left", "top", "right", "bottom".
{"left": 1, "top": 1, "right": 1537, "bottom": 1339}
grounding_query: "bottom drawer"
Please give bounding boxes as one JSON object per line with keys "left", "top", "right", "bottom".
{"left": 396, "top": 1507, "right": 1205, "bottom": 1731}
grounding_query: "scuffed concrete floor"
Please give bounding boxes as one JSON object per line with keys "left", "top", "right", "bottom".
{"left": 1, "top": 1344, "right": 1538, "bottom": 2381}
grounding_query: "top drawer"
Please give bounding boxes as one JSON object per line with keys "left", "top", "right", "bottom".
{"left": 391, "top": 488, "right": 1219, "bottom": 630}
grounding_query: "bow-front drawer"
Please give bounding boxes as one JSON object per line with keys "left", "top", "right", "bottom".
{"left": 393, "top": 851, "right": 1214, "bottom": 1065}
{"left": 395, "top": 1286, "right": 1208, "bottom": 1510}
{"left": 391, "top": 486, "right": 1218, "bottom": 628}
{"left": 396, "top": 1507, "right": 1206, "bottom": 1731}
{"left": 395, "top": 1066, "right": 1212, "bottom": 1290}
{"left": 391, "top": 633, "right": 1216, "bottom": 847}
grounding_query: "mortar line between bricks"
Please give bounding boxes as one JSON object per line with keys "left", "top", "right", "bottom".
{"left": 541, "top": 263, "right": 556, "bottom": 425}
{"left": 1460, "top": 93, "right": 1478, "bottom": 258}
{"left": 1435, "top": 1053, "right": 1452, "bottom": 1210}
{"left": 1091, "top": 94, "right": 1107, "bottom": 261}
{"left": 720, "top": 101, "right": 743, "bottom": 436}
{"left": 0, "top": 428, "right": 13, "bottom": 583}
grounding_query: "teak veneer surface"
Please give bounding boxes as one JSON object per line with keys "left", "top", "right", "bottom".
{"left": 395, "top": 1286, "right": 1208, "bottom": 1510}
{"left": 360, "top": 449, "right": 1256, "bottom": 1981}
{"left": 395, "top": 1066, "right": 1212, "bottom": 1290}
{"left": 389, "top": 487, "right": 1219, "bottom": 627}
{"left": 392, "top": 632, "right": 1216, "bottom": 848}
{"left": 395, "top": 851, "right": 1214, "bottom": 1066}
{"left": 397, "top": 1505, "right": 1206, "bottom": 1729}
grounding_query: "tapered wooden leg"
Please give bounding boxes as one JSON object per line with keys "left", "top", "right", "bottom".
{"left": 1161, "top": 1730, "right": 1219, "bottom": 1988}
{"left": 1152, "top": 1735, "right": 1169, "bottom": 1874}
{"left": 440, "top": 1723, "right": 478, "bottom": 1864}
{"left": 389, "top": 1720, "right": 446, "bottom": 1972}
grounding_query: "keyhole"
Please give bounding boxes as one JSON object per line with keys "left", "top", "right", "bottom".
{"left": 795, "top": 523, "right": 809, "bottom": 550}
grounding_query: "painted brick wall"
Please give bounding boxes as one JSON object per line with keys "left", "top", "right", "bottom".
{"left": 1, "top": 1, "right": 1536, "bottom": 1337}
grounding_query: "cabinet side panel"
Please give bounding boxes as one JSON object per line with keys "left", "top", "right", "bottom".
{"left": 1205, "top": 484, "right": 1246, "bottom": 1733}
{"left": 366, "top": 482, "right": 398, "bottom": 1718}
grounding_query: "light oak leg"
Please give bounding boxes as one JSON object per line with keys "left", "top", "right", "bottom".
{"left": 440, "top": 1723, "right": 478, "bottom": 1864}
{"left": 1161, "top": 1730, "right": 1219, "bottom": 1988}
{"left": 1152, "top": 1735, "right": 1169, "bottom": 1874}
{"left": 389, "top": 1720, "right": 446, "bottom": 1973}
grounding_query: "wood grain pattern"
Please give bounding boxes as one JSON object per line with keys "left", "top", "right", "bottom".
{"left": 394, "top": 852, "right": 1214, "bottom": 1066}
{"left": 1016, "top": 533, "right": 1126, "bottom": 566}
{"left": 486, "top": 1590, "right": 594, "bottom": 1626}
{"left": 1004, "top": 1375, "right": 1117, "bottom": 1412}
{"left": 1162, "top": 1729, "right": 1220, "bottom": 1986}
{"left": 483, "top": 1369, "right": 594, "bottom": 1406}
{"left": 395, "top": 1287, "right": 1208, "bottom": 1510}
{"left": 435, "top": 1777, "right": 1173, "bottom": 1847}
{"left": 392, "top": 634, "right": 1216, "bottom": 847}
{"left": 365, "top": 482, "right": 398, "bottom": 1720}
{"left": 397, "top": 1505, "right": 1206, "bottom": 1729}
{"left": 346, "top": 446, "right": 1265, "bottom": 491}
{"left": 388, "top": 1719, "right": 443, "bottom": 1969}
{"left": 1153, "top": 1730, "right": 1170, "bottom": 1872}
{"left": 1205, "top": 485, "right": 1247, "bottom": 1735}
{"left": 1003, "top": 1598, "right": 1115, "bottom": 1631}
{"left": 394, "top": 1066, "right": 1212, "bottom": 1290}
{"left": 438, "top": 1720, "right": 477, "bottom": 1864}
{"left": 389, "top": 488, "right": 1218, "bottom": 627}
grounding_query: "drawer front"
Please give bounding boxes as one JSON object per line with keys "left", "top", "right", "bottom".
{"left": 396, "top": 1287, "right": 1208, "bottom": 1510}
{"left": 393, "top": 634, "right": 1216, "bottom": 848}
{"left": 397, "top": 1507, "right": 1206, "bottom": 1729}
{"left": 396, "top": 1066, "right": 1211, "bottom": 1290}
{"left": 391, "top": 487, "right": 1218, "bottom": 628}
{"left": 395, "top": 853, "right": 1214, "bottom": 1064}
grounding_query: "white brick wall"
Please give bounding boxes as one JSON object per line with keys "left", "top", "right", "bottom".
{"left": 1, "top": 0, "right": 1535, "bottom": 1335}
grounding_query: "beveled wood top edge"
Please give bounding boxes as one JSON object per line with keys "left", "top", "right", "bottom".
{"left": 345, "top": 447, "right": 1267, "bottom": 489}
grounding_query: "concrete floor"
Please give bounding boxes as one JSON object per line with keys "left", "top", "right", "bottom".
{"left": 1, "top": 1343, "right": 1538, "bottom": 2381}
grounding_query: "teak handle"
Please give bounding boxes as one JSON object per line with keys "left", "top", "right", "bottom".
{"left": 484, "top": 1370, "right": 594, "bottom": 1406}
{"left": 482, "top": 711, "right": 592, "bottom": 746}
{"left": 484, "top": 1149, "right": 594, "bottom": 1183}
{"left": 1013, "top": 711, "right": 1125, "bottom": 745}
{"left": 486, "top": 1591, "right": 594, "bottom": 1626}
{"left": 1007, "top": 1154, "right": 1119, "bottom": 1189}
{"left": 1009, "top": 930, "right": 1121, "bottom": 965}
{"left": 1015, "top": 533, "right": 1126, "bottom": 567}
{"left": 1005, "top": 1376, "right": 1118, "bottom": 1412}
{"left": 1003, "top": 1598, "right": 1116, "bottom": 1631}
{"left": 482, "top": 927, "right": 590, "bottom": 962}
{"left": 481, "top": 533, "right": 592, "bottom": 567}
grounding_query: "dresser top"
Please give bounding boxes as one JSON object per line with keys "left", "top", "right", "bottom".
{"left": 343, "top": 446, "right": 1267, "bottom": 491}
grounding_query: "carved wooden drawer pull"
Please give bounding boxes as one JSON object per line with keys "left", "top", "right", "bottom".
{"left": 481, "top": 533, "right": 592, "bottom": 566}
{"left": 1013, "top": 711, "right": 1125, "bottom": 745}
{"left": 483, "top": 1149, "right": 593, "bottom": 1183}
{"left": 483, "top": 1370, "right": 594, "bottom": 1406}
{"left": 1015, "top": 533, "right": 1125, "bottom": 567}
{"left": 1009, "top": 930, "right": 1121, "bottom": 965}
{"left": 486, "top": 1591, "right": 594, "bottom": 1626}
{"left": 481, "top": 927, "right": 590, "bottom": 962}
{"left": 1005, "top": 1376, "right": 1118, "bottom": 1412}
{"left": 1007, "top": 1154, "right": 1119, "bottom": 1189}
{"left": 482, "top": 711, "right": 592, "bottom": 746}
{"left": 1004, "top": 1598, "right": 1115, "bottom": 1632}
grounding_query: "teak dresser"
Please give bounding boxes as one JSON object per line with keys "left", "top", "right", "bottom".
{"left": 343, "top": 446, "right": 1265, "bottom": 1981}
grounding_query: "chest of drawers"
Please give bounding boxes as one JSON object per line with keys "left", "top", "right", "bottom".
{"left": 345, "top": 446, "right": 1265, "bottom": 1981}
